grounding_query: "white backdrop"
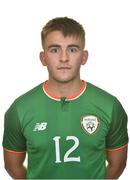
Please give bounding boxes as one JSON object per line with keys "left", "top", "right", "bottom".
{"left": 0, "top": 0, "right": 129, "bottom": 179}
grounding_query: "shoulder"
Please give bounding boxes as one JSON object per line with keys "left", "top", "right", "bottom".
{"left": 85, "top": 82, "right": 127, "bottom": 123}
{"left": 85, "top": 82, "right": 121, "bottom": 113}
{"left": 87, "top": 82, "right": 125, "bottom": 108}
{"left": 87, "top": 82, "right": 116, "bottom": 101}
{"left": 6, "top": 83, "right": 43, "bottom": 114}
{"left": 16, "top": 83, "right": 43, "bottom": 102}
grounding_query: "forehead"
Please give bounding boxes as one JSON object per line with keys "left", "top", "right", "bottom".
{"left": 44, "top": 30, "right": 83, "bottom": 48}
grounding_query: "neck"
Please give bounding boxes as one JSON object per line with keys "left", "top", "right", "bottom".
{"left": 46, "top": 78, "right": 83, "bottom": 98}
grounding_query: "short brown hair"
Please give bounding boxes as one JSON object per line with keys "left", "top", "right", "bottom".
{"left": 41, "top": 17, "right": 85, "bottom": 49}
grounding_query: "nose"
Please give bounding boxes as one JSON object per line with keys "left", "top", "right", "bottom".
{"left": 60, "top": 50, "right": 69, "bottom": 62}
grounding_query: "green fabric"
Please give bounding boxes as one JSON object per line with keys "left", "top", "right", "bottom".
{"left": 3, "top": 82, "right": 128, "bottom": 179}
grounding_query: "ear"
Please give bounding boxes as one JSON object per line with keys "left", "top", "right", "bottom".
{"left": 81, "top": 50, "right": 88, "bottom": 65}
{"left": 39, "top": 51, "right": 47, "bottom": 66}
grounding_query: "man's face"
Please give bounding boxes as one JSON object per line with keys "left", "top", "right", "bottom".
{"left": 40, "top": 31, "right": 88, "bottom": 83}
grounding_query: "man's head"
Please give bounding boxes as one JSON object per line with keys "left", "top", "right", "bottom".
{"left": 40, "top": 17, "right": 88, "bottom": 84}
{"left": 41, "top": 17, "right": 85, "bottom": 49}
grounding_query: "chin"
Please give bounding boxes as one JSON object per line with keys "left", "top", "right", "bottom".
{"left": 54, "top": 76, "right": 76, "bottom": 83}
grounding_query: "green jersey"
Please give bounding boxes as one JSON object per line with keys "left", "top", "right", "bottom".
{"left": 3, "top": 80, "right": 128, "bottom": 179}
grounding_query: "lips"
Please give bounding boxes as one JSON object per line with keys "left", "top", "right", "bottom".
{"left": 57, "top": 67, "right": 71, "bottom": 70}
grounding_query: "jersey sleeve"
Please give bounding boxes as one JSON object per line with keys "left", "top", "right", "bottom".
{"left": 2, "top": 101, "right": 26, "bottom": 152}
{"left": 106, "top": 97, "right": 128, "bottom": 150}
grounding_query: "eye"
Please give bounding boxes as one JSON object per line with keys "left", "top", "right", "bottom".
{"left": 68, "top": 47, "right": 78, "bottom": 53}
{"left": 50, "top": 47, "right": 59, "bottom": 53}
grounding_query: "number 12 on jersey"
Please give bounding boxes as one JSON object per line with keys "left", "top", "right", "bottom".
{"left": 53, "top": 136, "right": 81, "bottom": 163}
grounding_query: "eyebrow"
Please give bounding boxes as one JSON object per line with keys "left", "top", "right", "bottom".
{"left": 48, "top": 45, "right": 60, "bottom": 49}
{"left": 68, "top": 45, "right": 81, "bottom": 50}
{"left": 47, "top": 44, "right": 81, "bottom": 50}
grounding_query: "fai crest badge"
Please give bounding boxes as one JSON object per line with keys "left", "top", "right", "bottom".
{"left": 81, "top": 115, "right": 100, "bottom": 135}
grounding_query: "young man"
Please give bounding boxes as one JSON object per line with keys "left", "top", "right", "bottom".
{"left": 3, "top": 17, "right": 128, "bottom": 179}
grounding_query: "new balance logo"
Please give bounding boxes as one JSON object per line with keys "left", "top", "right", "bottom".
{"left": 33, "top": 122, "right": 47, "bottom": 131}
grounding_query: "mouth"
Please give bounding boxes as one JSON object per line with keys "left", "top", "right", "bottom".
{"left": 57, "top": 67, "right": 71, "bottom": 70}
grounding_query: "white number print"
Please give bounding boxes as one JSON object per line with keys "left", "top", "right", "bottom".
{"left": 53, "top": 136, "right": 61, "bottom": 163}
{"left": 53, "top": 136, "right": 80, "bottom": 163}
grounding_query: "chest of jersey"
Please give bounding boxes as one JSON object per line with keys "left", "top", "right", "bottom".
{"left": 21, "top": 95, "right": 111, "bottom": 178}
{"left": 23, "top": 97, "right": 109, "bottom": 149}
